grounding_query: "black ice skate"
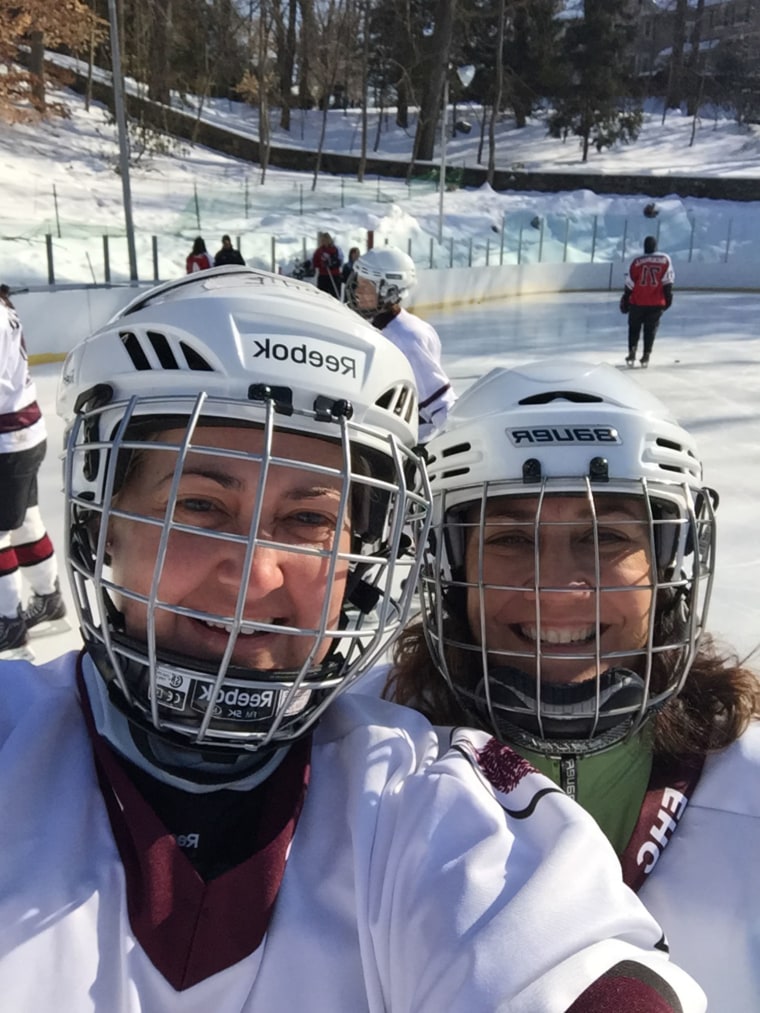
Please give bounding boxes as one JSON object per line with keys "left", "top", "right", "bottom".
{"left": 0, "top": 606, "right": 34, "bottom": 660}
{"left": 625, "top": 355, "right": 635, "bottom": 368}
{"left": 24, "top": 579, "right": 70, "bottom": 638}
{"left": 640, "top": 356, "right": 650, "bottom": 369}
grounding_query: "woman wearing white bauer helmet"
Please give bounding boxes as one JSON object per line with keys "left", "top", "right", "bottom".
{"left": 0, "top": 278, "right": 707, "bottom": 1010}
{"left": 388, "top": 359, "right": 760, "bottom": 1010}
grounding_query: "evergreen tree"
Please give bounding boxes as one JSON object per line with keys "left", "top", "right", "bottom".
{"left": 548, "top": 0, "right": 642, "bottom": 162}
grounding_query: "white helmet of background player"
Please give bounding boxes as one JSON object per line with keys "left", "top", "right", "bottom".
{"left": 347, "top": 246, "right": 417, "bottom": 318}
{"left": 57, "top": 267, "right": 430, "bottom": 756}
{"left": 421, "top": 360, "right": 717, "bottom": 756}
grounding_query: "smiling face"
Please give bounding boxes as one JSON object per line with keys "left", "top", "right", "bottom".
{"left": 107, "top": 425, "right": 351, "bottom": 673}
{"left": 463, "top": 493, "right": 655, "bottom": 685}
{"left": 354, "top": 275, "right": 379, "bottom": 314}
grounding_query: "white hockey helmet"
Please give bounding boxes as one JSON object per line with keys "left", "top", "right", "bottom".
{"left": 58, "top": 267, "right": 430, "bottom": 756}
{"left": 347, "top": 246, "right": 417, "bottom": 318}
{"left": 421, "top": 360, "right": 716, "bottom": 756}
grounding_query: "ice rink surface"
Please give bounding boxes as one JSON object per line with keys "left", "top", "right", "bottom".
{"left": 30, "top": 289, "right": 760, "bottom": 666}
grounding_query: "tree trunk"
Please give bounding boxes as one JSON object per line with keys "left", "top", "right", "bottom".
{"left": 686, "top": 0, "right": 705, "bottom": 116}
{"left": 259, "top": 5, "right": 272, "bottom": 182}
{"left": 148, "top": 0, "right": 172, "bottom": 104}
{"left": 665, "top": 0, "right": 687, "bottom": 113}
{"left": 414, "top": 0, "right": 458, "bottom": 162}
{"left": 274, "top": 0, "right": 297, "bottom": 131}
{"left": 487, "top": 0, "right": 505, "bottom": 185}
{"left": 358, "top": 0, "right": 369, "bottom": 180}
{"left": 396, "top": 76, "right": 409, "bottom": 130}
{"left": 29, "top": 30, "right": 46, "bottom": 111}
{"left": 298, "top": 0, "right": 316, "bottom": 108}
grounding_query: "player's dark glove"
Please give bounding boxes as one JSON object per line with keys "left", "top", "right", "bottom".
{"left": 663, "top": 285, "right": 673, "bottom": 309}
{"left": 619, "top": 292, "right": 630, "bottom": 315}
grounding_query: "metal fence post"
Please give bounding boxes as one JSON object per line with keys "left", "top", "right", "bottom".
{"left": 193, "top": 182, "right": 201, "bottom": 231}
{"left": 563, "top": 218, "right": 569, "bottom": 263}
{"left": 52, "top": 184, "right": 62, "bottom": 238}
{"left": 590, "top": 215, "right": 598, "bottom": 263}
{"left": 152, "top": 235, "right": 159, "bottom": 281}
{"left": 102, "top": 235, "right": 111, "bottom": 283}
{"left": 46, "top": 234, "right": 55, "bottom": 285}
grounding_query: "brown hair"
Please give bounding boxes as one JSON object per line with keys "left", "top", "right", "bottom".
{"left": 386, "top": 619, "right": 760, "bottom": 762}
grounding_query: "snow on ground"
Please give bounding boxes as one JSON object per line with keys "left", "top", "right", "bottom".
{"left": 3, "top": 86, "right": 760, "bottom": 284}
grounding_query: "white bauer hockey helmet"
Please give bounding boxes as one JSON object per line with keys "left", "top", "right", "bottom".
{"left": 421, "top": 359, "right": 717, "bottom": 756}
{"left": 58, "top": 267, "right": 430, "bottom": 755}
{"left": 347, "top": 246, "right": 417, "bottom": 318}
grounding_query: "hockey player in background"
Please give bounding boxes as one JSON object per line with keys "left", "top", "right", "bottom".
{"left": 348, "top": 246, "right": 456, "bottom": 442}
{"left": 0, "top": 272, "right": 707, "bottom": 1010}
{"left": 620, "top": 235, "right": 674, "bottom": 368}
{"left": 0, "top": 284, "right": 66, "bottom": 658}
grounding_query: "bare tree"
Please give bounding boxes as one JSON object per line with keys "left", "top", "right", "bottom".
{"left": 148, "top": 0, "right": 173, "bottom": 104}
{"left": 486, "top": 0, "right": 505, "bottom": 185}
{"left": 271, "top": 0, "right": 298, "bottom": 130}
{"left": 685, "top": 0, "right": 706, "bottom": 117}
{"left": 310, "top": 0, "right": 358, "bottom": 189}
{"left": 663, "top": 0, "right": 687, "bottom": 117}
{"left": 413, "top": 0, "right": 458, "bottom": 163}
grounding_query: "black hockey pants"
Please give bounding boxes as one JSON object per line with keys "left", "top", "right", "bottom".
{"left": 628, "top": 306, "right": 664, "bottom": 360}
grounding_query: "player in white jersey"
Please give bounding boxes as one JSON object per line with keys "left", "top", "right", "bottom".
{"left": 0, "top": 275, "right": 707, "bottom": 1011}
{"left": 0, "top": 284, "right": 66, "bottom": 657}
{"left": 388, "top": 359, "right": 760, "bottom": 1011}
{"left": 347, "top": 246, "right": 456, "bottom": 442}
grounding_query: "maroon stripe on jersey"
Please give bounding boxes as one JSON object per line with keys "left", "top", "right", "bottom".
{"left": 0, "top": 546, "right": 19, "bottom": 576}
{"left": 620, "top": 755, "right": 704, "bottom": 893}
{"left": 0, "top": 401, "right": 41, "bottom": 434}
{"left": 475, "top": 736, "right": 535, "bottom": 794}
{"left": 76, "top": 659, "right": 312, "bottom": 990}
{"left": 567, "top": 960, "right": 683, "bottom": 1012}
{"left": 15, "top": 534, "right": 54, "bottom": 567}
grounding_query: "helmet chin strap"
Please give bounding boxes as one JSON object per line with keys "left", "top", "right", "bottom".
{"left": 472, "top": 665, "right": 652, "bottom": 757}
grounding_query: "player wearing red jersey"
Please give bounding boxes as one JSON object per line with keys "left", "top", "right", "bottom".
{"left": 620, "top": 236, "right": 674, "bottom": 368}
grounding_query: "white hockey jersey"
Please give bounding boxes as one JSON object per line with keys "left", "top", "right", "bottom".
{"left": 360, "top": 663, "right": 760, "bottom": 1008}
{"left": 0, "top": 652, "right": 706, "bottom": 1012}
{"left": 639, "top": 721, "right": 760, "bottom": 1012}
{"left": 0, "top": 301, "right": 45, "bottom": 453}
{"left": 379, "top": 308, "right": 456, "bottom": 441}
